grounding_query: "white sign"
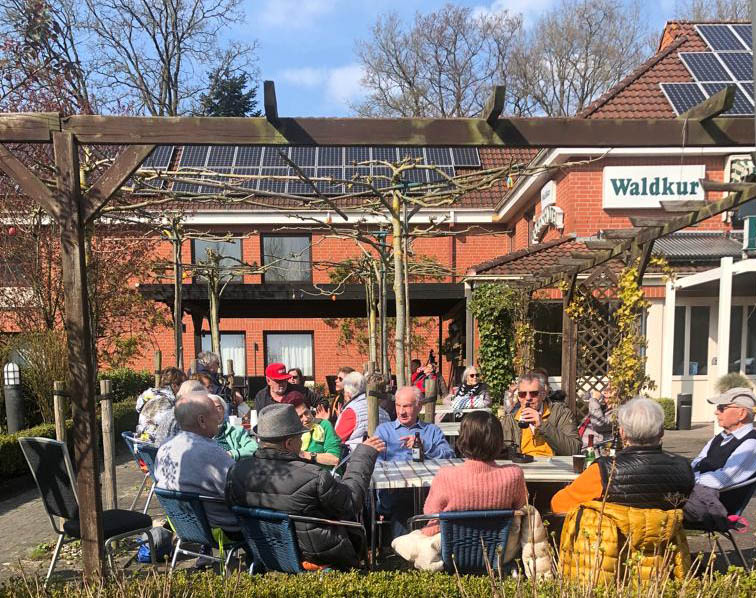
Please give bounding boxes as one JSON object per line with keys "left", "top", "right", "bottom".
{"left": 531, "top": 205, "right": 564, "bottom": 245}
{"left": 602, "top": 165, "right": 705, "bottom": 209}
{"left": 540, "top": 180, "right": 556, "bottom": 210}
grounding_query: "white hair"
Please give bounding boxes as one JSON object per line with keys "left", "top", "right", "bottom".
{"left": 174, "top": 392, "right": 213, "bottom": 429}
{"left": 342, "top": 371, "right": 366, "bottom": 399}
{"left": 197, "top": 351, "right": 220, "bottom": 369}
{"left": 396, "top": 385, "right": 422, "bottom": 405}
{"left": 461, "top": 366, "right": 479, "bottom": 383}
{"left": 176, "top": 380, "right": 207, "bottom": 400}
{"left": 618, "top": 397, "right": 664, "bottom": 446}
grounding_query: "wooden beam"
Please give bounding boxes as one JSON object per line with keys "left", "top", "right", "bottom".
{"left": 629, "top": 216, "right": 677, "bottom": 228}
{"left": 483, "top": 85, "right": 506, "bottom": 127}
{"left": 602, "top": 228, "right": 640, "bottom": 239}
{"left": 0, "top": 144, "right": 59, "bottom": 218}
{"left": 83, "top": 144, "right": 155, "bottom": 223}
{"left": 679, "top": 85, "right": 735, "bottom": 121}
{"left": 636, "top": 240, "right": 655, "bottom": 283}
{"left": 571, "top": 251, "right": 600, "bottom": 260}
{"left": 49, "top": 114, "right": 756, "bottom": 147}
{"left": 0, "top": 112, "right": 59, "bottom": 142}
{"left": 558, "top": 258, "right": 594, "bottom": 267}
{"left": 584, "top": 240, "right": 616, "bottom": 250}
{"left": 53, "top": 131, "right": 104, "bottom": 580}
{"left": 264, "top": 80, "right": 279, "bottom": 124}
{"left": 700, "top": 179, "right": 756, "bottom": 193}
{"left": 660, "top": 200, "right": 709, "bottom": 212}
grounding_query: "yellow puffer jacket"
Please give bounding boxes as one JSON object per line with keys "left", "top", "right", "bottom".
{"left": 559, "top": 501, "right": 690, "bottom": 585}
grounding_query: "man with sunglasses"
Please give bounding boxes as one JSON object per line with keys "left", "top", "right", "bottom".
{"left": 500, "top": 372, "right": 580, "bottom": 456}
{"left": 684, "top": 387, "right": 756, "bottom": 530}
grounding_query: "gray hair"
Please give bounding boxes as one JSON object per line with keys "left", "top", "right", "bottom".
{"left": 174, "top": 392, "right": 214, "bottom": 429}
{"left": 396, "top": 385, "right": 422, "bottom": 405}
{"left": 618, "top": 397, "right": 664, "bottom": 446}
{"left": 176, "top": 380, "right": 207, "bottom": 400}
{"left": 462, "top": 366, "right": 479, "bottom": 383}
{"left": 197, "top": 351, "right": 220, "bottom": 369}
{"left": 342, "top": 371, "right": 365, "bottom": 399}
{"left": 518, "top": 372, "right": 545, "bottom": 391}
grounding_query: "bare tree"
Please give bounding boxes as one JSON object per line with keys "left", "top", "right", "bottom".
{"left": 82, "top": 0, "right": 259, "bottom": 115}
{"left": 674, "top": 0, "right": 750, "bottom": 19}
{"left": 510, "top": 0, "right": 651, "bottom": 116}
{"left": 354, "top": 4, "right": 525, "bottom": 117}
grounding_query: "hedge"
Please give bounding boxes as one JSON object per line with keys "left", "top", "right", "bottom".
{"left": 654, "top": 397, "right": 676, "bottom": 430}
{"left": 0, "top": 398, "right": 138, "bottom": 480}
{"left": 3, "top": 569, "right": 756, "bottom": 598}
{"left": 98, "top": 368, "right": 153, "bottom": 403}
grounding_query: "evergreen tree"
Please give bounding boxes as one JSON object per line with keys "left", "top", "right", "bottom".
{"left": 198, "top": 68, "right": 261, "bottom": 117}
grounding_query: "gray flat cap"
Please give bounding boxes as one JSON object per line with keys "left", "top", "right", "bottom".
{"left": 253, "top": 403, "right": 308, "bottom": 440}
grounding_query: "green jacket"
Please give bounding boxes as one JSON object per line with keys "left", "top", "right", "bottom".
{"left": 215, "top": 421, "right": 258, "bottom": 461}
{"left": 302, "top": 418, "right": 342, "bottom": 468}
{"left": 500, "top": 399, "right": 581, "bottom": 456}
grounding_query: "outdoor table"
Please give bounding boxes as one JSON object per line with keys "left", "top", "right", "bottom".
{"left": 368, "top": 456, "right": 578, "bottom": 563}
{"left": 437, "top": 422, "right": 461, "bottom": 437}
{"left": 433, "top": 407, "right": 491, "bottom": 423}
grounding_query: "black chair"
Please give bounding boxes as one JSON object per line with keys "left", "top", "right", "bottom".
{"left": 247, "top": 376, "right": 267, "bottom": 400}
{"left": 18, "top": 437, "right": 155, "bottom": 585}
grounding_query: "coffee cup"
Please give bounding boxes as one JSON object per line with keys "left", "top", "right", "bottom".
{"left": 248, "top": 410, "right": 258, "bottom": 429}
{"left": 572, "top": 454, "right": 586, "bottom": 474}
{"left": 228, "top": 415, "right": 242, "bottom": 428}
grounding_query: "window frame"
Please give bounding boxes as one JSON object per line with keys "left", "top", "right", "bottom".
{"left": 190, "top": 237, "right": 244, "bottom": 283}
{"left": 672, "top": 303, "right": 712, "bottom": 379}
{"left": 200, "top": 330, "right": 247, "bottom": 377}
{"left": 728, "top": 303, "right": 756, "bottom": 376}
{"left": 263, "top": 330, "right": 315, "bottom": 381}
{"left": 260, "top": 233, "right": 313, "bottom": 284}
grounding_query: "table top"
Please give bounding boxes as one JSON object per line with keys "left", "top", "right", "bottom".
{"left": 434, "top": 407, "right": 492, "bottom": 414}
{"left": 438, "top": 422, "right": 461, "bottom": 436}
{"left": 371, "top": 456, "right": 578, "bottom": 490}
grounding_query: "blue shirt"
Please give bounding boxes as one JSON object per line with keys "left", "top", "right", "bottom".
{"left": 691, "top": 423, "right": 756, "bottom": 490}
{"left": 375, "top": 419, "right": 455, "bottom": 462}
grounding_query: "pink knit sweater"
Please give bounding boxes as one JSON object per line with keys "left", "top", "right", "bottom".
{"left": 421, "top": 460, "right": 527, "bottom": 536}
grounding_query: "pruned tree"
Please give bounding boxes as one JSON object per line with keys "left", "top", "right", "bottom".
{"left": 354, "top": 4, "right": 525, "bottom": 117}
{"left": 674, "top": 0, "right": 750, "bottom": 19}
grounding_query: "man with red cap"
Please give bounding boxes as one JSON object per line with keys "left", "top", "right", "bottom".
{"left": 254, "top": 362, "right": 318, "bottom": 413}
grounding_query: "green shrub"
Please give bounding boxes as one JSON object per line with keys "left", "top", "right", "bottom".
{"left": 99, "top": 368, "right": 152, "bottom": 403}
{"left": 716, "top": 372, "right": 753, "bottom": 393}
{"left": 0, "top": 398, "right": 138, "bottom": 480}
{"left": 655, "top": 397, "right": 676, "bottom": 430}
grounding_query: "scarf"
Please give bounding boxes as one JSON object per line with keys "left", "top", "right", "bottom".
{"left": 452, "top": 382, "right": 483, "bottom": 410}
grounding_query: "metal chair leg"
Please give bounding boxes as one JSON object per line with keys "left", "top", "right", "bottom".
{"left": 130, "top": 474, "right": 149, "bottom": 511}
{"left": 170, "top": 538, "right": 181, "bottom": 572}
{"left": 723, "top": 531, "right": 751, "bottom": 571}
{"left": 142, "top": 482, "right": 155, "bottom": 515}
{"left": 715, "top": 536, "right": 732, "bottom": 568}
{"left": 44, "top": 533, "right": 65, "bottom": 588}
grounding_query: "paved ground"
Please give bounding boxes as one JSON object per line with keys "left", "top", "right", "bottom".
{"left": 0, "top": 423, "right": 752, "bottom": 581}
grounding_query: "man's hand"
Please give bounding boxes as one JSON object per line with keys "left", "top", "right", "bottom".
{"left": 362, "top": 436, "right": 386, "bottom": 453}
{"left": 398, "top": 435, "right": 415, "bottom": 449}
{"left": 232, "top": 391, "right": 244, "bottom": 406}
{"left": 519, "top": 407, "right": 542, "bottom": 428}
{"left": 300, "top": 451, "right": 311, "bottom": 460}
{"left": 315, "top": 404, "right": 329, "bottom": 419}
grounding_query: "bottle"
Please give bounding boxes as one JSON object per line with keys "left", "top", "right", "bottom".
{"left": 362, "top": 431, "right": 369, "bottom": 442}
{"left": 584, "top": 434, "right": 596, "bottom": 467}
{"left": 610, "top": 429, "right": 622, "bottom": 457}
{"left": 412, "top": 432, "right": 424, "bottom": 462}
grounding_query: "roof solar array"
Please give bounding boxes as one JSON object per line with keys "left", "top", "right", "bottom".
{"left": 660, "top": 25, "right": 755, "bottom": 116}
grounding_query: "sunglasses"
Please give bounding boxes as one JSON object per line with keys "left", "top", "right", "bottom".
{"left": 518, "top": 390, "right": 541, "bottom": 398}
{"left": 716, "top": 404, "right": 742, "bottom": 413}
{"left": 337, "top": 376, "right": 344, "bottom": 381}
{"left": 468, "top": 373, "right": 479, "bottom": 378}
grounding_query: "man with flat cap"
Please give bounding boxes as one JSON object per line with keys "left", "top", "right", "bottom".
{"left": 684, "top": 387, "right": 756, "bottom": 530}
{"left": 225, "top": 403, "right": 385, "bottom": 570}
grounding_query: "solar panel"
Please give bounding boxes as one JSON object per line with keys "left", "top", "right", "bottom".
{"left": 371, "top": 166, "right": 392, "bottom": 189}
{"left": 660, "top": 83, "right": 706, "bottom": 115}
{"left": 179, "top": 145, "right": 208, "bottom": 167}
{"left": 732, "top": 24, "right": 752, "bottom": 48}
{"left": 404, "top": 167, "right": 427, "bottom": 185}
{"left": 680, "top": 53, "right": 731, "bottom": 82}
{"left": 398, "top": 147, "right": 424, "bottom": 161}
{"left": 427, "top": 166, "right": 455, "bottom": 182}
{"left": 259, "top": 167, "right": 288, "bottom": 193}
{"left": 718, "top": 52, "right": 752, "bottom": 81}
{"left": 200, "top": 167, "right": 232, "bottom": 194}
{"left": 344, "top": 166, "right": 371, "bottom": 191}
{"left": 262, "top": 146, "right": 289, "bottom": 167}
{"left": 230, "top": 167, "right": 259, "bottom": 190}
{"left": 697, "top": 25, "right": 747, "bottom": 51}
{"left": 289, "top": 146, "right": 316, "bottom": 167}
{"left": 141, "top": 145, "right": 173, "bottom": 169}
{"left": 452, "top": 147, "right": 481, "bottom": 167}
{"left": 172, "top": 179, "right": 201, "bottom": 194}
{"left": 235, "top": 146, "right": 262, "bottom": 167}
{"left": 345, "top": 147, "right": 370, "bottom": 164}
{"left": 425, "top": 147, "right": 453, "bottom": 165}
{"left": 318, "top": 147, "right": 343, "bottom": 166}
{"left": 701, "top": 83, "right": 754, "bottom": 115}
{"left": 206, "top": 146, "right": 236, "bottom": 168}
{"left": 287, "top": 167, "right": 316, "bottom": 195}
{"left": 372, "top": 147, "right": 397, "bottom": 162}
{"left": 316, "top": 166, "right": 343, "bottom": 194}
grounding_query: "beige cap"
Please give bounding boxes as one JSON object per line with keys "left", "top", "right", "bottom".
{"left": 706, "top": 387, "right": 756, "bottom": 409}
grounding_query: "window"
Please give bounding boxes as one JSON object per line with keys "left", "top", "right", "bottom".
{"left": 191, "top": 238, "right": 243, "bottom": 281}
{"left": 201, "top": 332, "right": 246, "bottom": 377}
{"left": 532, "top": 303, "right": 562, "bottom": 376}
{"left": 729, "top": 305, "right": 756, "bottom": 375}
{"left": 672, "top": 305, "right": 710, "bottom": 376}
{"left": 264, "top": 332, "right": 314, "bottom": 379}
{"left": 261, "top": 235, "right": 311, "bottom": 282}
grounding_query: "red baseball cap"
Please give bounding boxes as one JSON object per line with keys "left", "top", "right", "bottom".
{"left": 266, "top": 362, "right": 292, "bottom": 381}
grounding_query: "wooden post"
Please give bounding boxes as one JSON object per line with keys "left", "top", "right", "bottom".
{"left": 54, "top": 130, "right": 104, "bottom": 579}
{"left": 99, "top": 379, "right": 116, "bottom": 511}
{"left": 424, "top": 376, "right": 438, "bottom": 422}
{"left": 366, "top": 377, "right": 379, "bottom": 436}
{"left": 190, "top": 359, "right": 198, "bottom": 376}
{"left": 226, "top": 359, "right": 234, "bottom": 387}
{"left": 153, "top": 351, "right": 162, "bottom": 388}
{"left": 561, "top": 292, "right": 578, "bottom": 414}
{"left": 172, "top": 232, "right": 184, "bottom": 371}
{"left": 53, "top": 381, "right": 67, "bottom": 443}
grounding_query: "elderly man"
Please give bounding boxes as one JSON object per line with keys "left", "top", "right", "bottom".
{"left": 684, "top": 388, "right": 756, "bottom": 530}
{"left": 500, "top": 372, "right": 580, "bottom": 456}
{"left": 334, "top": 371, "right": 390, "bottom": 450}
{"left": 253, "top": 362, "right": 318, "bottom": 413}
{"left": 208, "top": 394, "right": 257, "bottom": 461}
{"left": 226, "top": 403, "right": 385, "bottom": 569}
{"left": 154, "top": 392, "right": 238, "bottom": 532}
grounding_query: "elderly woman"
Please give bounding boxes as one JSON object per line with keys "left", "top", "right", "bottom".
{"left": 136, "top": 367, "right": 186, "bottom": 444}
{"left": 444, "top": 366, "right": 491, "bottom": 410}
{"left": 208, "top": 394, "right": 257, "bottom": 460}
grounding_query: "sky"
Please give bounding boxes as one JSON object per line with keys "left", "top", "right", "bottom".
{"left": 230, "top": 0, "right": 681, "bottom": 117}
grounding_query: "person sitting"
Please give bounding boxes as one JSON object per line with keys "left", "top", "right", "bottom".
{"left": 135, "top": 367, "right": 186, "bottom": 445}
{"left": 684, "top": 388, "right": 756, "bottom": 531}
{"left": 500, "top": 372, "right": 580, "bottom": 456}
{"left": 226, "top": 403, "right": 385, "bottom": 570}
{"left": 443, "top": 366, "right": 490, "bottom": 411}
{"left": 208, "top": 394, "right": 257, "bottom": 461}
{"left": 317, "top": 366, "right": 355, "bottom": 424}
{"left": 288, "top": 394, "right": 342, "bottom": 469}
{"left": 154, "top": 392, "right": 239, "bottom": 534}
{"left": 253, "top": 362, "right": 318, "bottom": 413}
{"left": 288, "top": 367, "right": 305, "bottom": 386}
{"left": 552, "top": 398, "right": 694, "bottom": 584}
{"left": 334, "top": 371, "right": 390, "bottom": 450}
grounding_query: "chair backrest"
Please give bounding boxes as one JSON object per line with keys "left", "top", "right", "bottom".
{"left": 154, "top": 488, "right": 217, "bottom": 547}
{"left": 720, "top": 476, "right": 756, "bottom": 516}
{"left": 438, "top": 510, "right": 516, "bottom": 574}
{"left": 231, "top": 505, "right": 303, "bottom": 573}
{"left": 122, "top": 432, "right": 159, "bottom": 481}
{"left": 18, "top": 437, "right": 79, "bottom": 522}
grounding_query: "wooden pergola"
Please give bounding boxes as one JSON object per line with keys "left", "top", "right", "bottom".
{"left": 1, "top": 84, "right": 755, "bottom": 578}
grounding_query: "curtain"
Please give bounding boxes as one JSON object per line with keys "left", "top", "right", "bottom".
{"left": 265, "top": 333, "right": 313, "bottom": 377}
{"left": 201, "top": 333, "right": 247, "bottom": 377}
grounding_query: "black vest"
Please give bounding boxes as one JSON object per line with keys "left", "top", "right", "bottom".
{"left": 692, "top": 429, "right": 756, "bottom": 474}
{"left": 597, "top": 445, "right": 694, "bottom": 510}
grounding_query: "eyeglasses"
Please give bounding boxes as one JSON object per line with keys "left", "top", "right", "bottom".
{"left": 468, "top": 373, "right": 479, "bottom": 378}
{"left": 518, "top": 390, "right": 541, "bottom": 398}
{"left": 716, "top": 404, "right": 742, "bottom": 413}
{"left": 337, "top": 376, "right": 344, "bottom": 381}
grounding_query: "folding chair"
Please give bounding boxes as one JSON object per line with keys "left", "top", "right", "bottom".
{"left": 409, "top": 509, "right": 517, "bottom": 574}
{"left": 153, "top": 488, "right": 244, "bottom": 575}
{"left": 18, "top": 437, "right": 155, "bottom": 586}
{"left": 121, "top": 432, "right": 159, "bottom": 513}
{"left": 231, "top": 505, "right": 369, "bottom": 573}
